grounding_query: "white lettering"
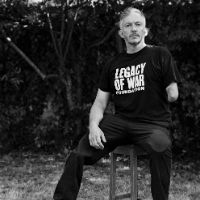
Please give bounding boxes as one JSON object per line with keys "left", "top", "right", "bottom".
{"left": 119, "top": 78, "right": 124, "bottom": 90}
{"left": 127, "top": 77, "right": 135, "bottom": 89}
{"left": 119, "top": 68, "right": 125, "bottom": 78}
{"left": 114, "top": 79, "right": 120, "bottom": 90}
{"left": 140, "top": 62, "right": 146, "bottom": 74}
{"left": 115, "top": 68, "right": 119, "bottom": 79}
{"left": 135, "top": 65, "right": 141, "bottom": 75}
{"left": 130, "top": 65, "right": 135, "bottom": 76}
{"left": 124, "top": 67, "right": 131, "bottom": 78}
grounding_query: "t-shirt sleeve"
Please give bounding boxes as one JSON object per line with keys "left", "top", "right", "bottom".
{"left": 98, "top": 61, "right": 112, "bottom": 92}
{"left": 160, "top": 47, "right": 181, "bottom": 88}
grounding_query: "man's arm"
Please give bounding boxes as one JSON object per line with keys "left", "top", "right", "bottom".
{"left": 89, "top": 89, "right": 110, "bottom": 149}
{"left": 166, "top": 82, "right": 179, "bottom": 102}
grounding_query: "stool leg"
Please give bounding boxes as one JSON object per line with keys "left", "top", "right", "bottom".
{"left": 110, "top": 152, "right": 117, "bottom": 200}
{"left": 130, "top": 149, "right": 137, "bottom": 200}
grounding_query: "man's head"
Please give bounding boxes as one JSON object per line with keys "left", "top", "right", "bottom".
{"left": 118, "top": 7, "right": 148, "bottom": 47}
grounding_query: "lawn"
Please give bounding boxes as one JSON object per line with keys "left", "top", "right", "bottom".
{"left": 0, "top": 151, "right": 200, "bottom": 200}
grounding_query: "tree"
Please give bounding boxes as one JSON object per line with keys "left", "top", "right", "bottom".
{"left": 0, "top": 0, "right": 120, "bottom": 150}
{"left": 0, "top": 0, "right": 199, "bottom": 157}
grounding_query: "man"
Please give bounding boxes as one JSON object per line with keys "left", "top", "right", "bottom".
{"left": 53, "top": 7, "right": 180, "bottom": 200}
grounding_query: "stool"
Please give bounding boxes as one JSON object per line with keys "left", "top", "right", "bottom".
{"left": 109, "top": 145, "right": 146, "bottom": 200}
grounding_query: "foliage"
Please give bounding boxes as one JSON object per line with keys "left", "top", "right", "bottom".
{"left": 0, "top": 104, "right": 26, "bottom": 151}
{"left": 0, "top": 0, "right": 199, "bottom": 157}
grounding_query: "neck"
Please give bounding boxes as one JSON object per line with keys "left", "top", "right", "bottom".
{"left": 126, "top": 41, "right": 146, "bottom": 54}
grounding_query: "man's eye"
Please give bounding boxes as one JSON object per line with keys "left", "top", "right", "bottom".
{"left": 125, "top": 24, "right": 131, "bottom": 27}
{"left": 136, "top": 23, "right": 141, "bottom": 26}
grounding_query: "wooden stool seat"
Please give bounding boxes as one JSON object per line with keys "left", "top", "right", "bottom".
{"left": 109, "top": 145, "right": 147, "bottom": 200}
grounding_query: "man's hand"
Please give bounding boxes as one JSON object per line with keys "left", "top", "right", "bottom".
{"left": 89, "top": 124, "right": 107, "bottom": 150}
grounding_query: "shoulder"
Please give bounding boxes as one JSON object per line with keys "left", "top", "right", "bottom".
{"left": 105, "top": 52, "right": 125, "bottom": 68}
{"left": 146, "top": 45, "right": 168, "bottom": 52}
{"left": 146, "top": 45, "right": 172, "bottom": 58}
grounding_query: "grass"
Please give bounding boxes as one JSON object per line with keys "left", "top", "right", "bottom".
{"left": 0, "top": 151, "right": 200, "bottom": 200}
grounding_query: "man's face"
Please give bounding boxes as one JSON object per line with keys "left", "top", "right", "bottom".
{"left": 119, "top": 10, "right": 147, "bottom": 46}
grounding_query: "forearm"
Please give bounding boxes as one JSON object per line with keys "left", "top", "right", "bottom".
{"left": 89, "top": 89, "right": 110, "bottom": 134}
{"left": 89, "top": 102, "right": 105, "bottom": 129}
{"left": 88, "top": 101, "right": 108, "bottom": 149}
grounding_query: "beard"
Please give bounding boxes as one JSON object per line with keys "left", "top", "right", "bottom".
{"left": 128, "top": 35, "right": 142, "bottom": 46}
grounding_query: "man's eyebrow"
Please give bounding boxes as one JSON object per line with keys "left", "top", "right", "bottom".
{"left": 124, "top": 21, "right": 143, "bottom": 24}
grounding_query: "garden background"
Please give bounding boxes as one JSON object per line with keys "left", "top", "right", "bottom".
{"left": 0, "top": 0, "right": 199, "bottom": 199}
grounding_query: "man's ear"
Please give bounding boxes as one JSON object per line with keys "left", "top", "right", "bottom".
{"left": 118, "top": 29, "right": 124, "bottom": 38}
{"left": 144, "top": 27, "right": 149, "bottom": 36}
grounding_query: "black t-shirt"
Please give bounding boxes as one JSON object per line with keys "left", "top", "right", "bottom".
{"left": 99, "top": 45, "right": 181, "bottom": 126}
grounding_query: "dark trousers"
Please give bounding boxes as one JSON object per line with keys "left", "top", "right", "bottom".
{"left": 53, "top": 115, "right": 172, "bottom": 200}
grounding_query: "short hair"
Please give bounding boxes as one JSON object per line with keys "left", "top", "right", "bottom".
{"left": 119, "top": 7, "right": 146, "bottom": 29}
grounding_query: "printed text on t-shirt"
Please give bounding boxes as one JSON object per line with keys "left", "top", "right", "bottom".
{"left": 114, "top": 62, "right": 146, "bottom": 95}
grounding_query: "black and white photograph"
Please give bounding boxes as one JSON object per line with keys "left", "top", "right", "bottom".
{"left": 0, "top": 0, "right": 199, "bottom": 200}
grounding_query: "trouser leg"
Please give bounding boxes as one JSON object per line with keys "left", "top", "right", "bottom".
{"left": 127, "top": 124, "right": 172, "bottom": 200}
{"left": 53, "top": 115, "right": 128, "bottom": 200}
{"left": 145, "top": 128, "right": 172, "bottom": 200}
{"left": 53, "top": 135, "right": 114, "bottom": 200}
{"left": 53, "top": 151, "right": 85, "bottom": 200}
{"left": 150, "top": 148, "right": 172, "bottom": 200}
{"left": 142, "top": 127, "right": 172, "bottom": 200}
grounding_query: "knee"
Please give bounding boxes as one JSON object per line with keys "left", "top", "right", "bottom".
{"left": 84, "top": 156, "right": 99, "bottom": 165}
{"left": 73, "top": 150, "right": 98, "bottom": 165}
{"left": 66, "top": 151, "right": 85, "bottom": 165}
{"left": 148, "top": 130, "right": 172, "bottom": 153}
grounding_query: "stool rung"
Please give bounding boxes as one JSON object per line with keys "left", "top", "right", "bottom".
{"left": 115, "top": 192, "right": 131, "bottom": 199}
{"left": 110, "top": 145, "right": 147, "bottom": 200}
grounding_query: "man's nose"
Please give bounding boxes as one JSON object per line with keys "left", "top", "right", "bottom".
{"left": 131, "top": 25, "right": 137, "bottom": 31}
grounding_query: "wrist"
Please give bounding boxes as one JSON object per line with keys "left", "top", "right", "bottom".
{"left": 89, "top": 121, "right": 99, "bottom": 130}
